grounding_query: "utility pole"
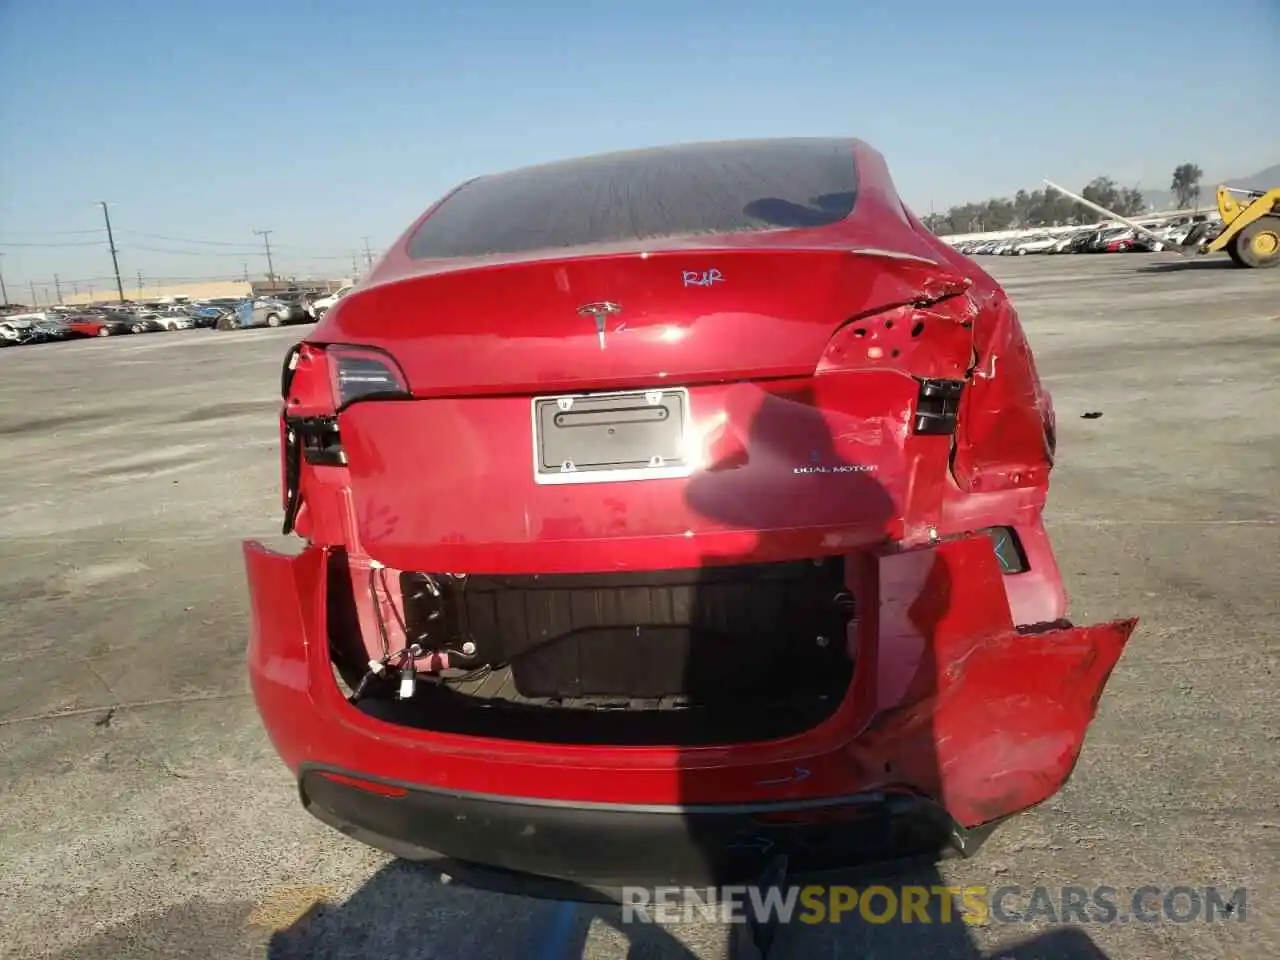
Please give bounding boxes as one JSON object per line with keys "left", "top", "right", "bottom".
{"left": 253, "top": 230, "right": 275, "bottom": 285}
{"left": 351, "top": 252, "right": 359, "bottom": 277}
{"left": 242, "top": 261, "right": 249, "bottom": 282}
{"left": 137, "top": 270, "right": 143, "bottom": 296}
{"left": 99, "top": 201, "right": 126, "bottom": 303}
{"left": 0, "top": 254, "right": 8, "bottom": 306}
{"left": 54, "top": 274, "right": 63, "bottom": 303}
{"left": 29, "top": 279, "right": 37, "bottom": 306}
{"left": 362, "top": 237, "right": 374, "bottom": 270}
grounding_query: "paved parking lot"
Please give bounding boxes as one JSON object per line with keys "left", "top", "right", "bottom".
{"left": 1, "top": 252, "right": 1277, "bottom": 960}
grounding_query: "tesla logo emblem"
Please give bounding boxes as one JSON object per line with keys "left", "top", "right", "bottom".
{"left": 577, "top": 301, "right": 621, "bottom": 350}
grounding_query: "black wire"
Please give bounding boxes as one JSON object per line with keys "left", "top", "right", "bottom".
{"left": 372, "top": 568, "right": 490, "bottom": 678}
{"left": 378, "top": 567, "right": 411, "bottom": 638}
{"left": 368, "top": 567, "right": 391, "bottom": 661}
{"left": 443, "top": 665, "right": 492, "bottom": 684}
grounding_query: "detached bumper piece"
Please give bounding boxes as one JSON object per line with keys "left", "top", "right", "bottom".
{"left": 300, "top": 767, "right": 974, "bottom": 892}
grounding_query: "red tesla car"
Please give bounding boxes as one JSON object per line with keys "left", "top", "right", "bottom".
{"left": 245, "top": 137, "right": 1136, "bottom": 890}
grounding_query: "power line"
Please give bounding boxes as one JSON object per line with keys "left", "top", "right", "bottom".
{"left": 126, "top": 244, "right": 264, "bottom": 258}
{"left": 3, "top": 228, "right": 365, "bottom": 259}
{"left": 115, "top": 228, "right": 359, "bottom": 253}
{"left": 119, "top": 242, "right": 353, "bottom": 260}
{"left": 0, "top": 239, "right": 108, "bottom": 248}
{"left": 4, "top": 217, "right": 366, "bottom": 295}
{"left": 118, "top": 230, "right": 256, "bottom": 248}
{"left": 0, "top": 228, "right": 106, "bottom": 238}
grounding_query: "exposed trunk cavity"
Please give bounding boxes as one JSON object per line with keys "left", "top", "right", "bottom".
{"left": 326, "top": 550, "right": 857, "bottom": 747}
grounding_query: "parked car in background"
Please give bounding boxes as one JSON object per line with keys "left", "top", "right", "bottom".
{"left": 1181, "top": 220, "right": 1225, "bottom": 248}
{"left": 1086, "top": 227, "right": 1136, "bottom": 253}
{"left": 1065, "top": 230, "right": 1099, "bottom": 253}
{"left": 311, "top": 284, "right": 354, "bottom": 319}
{"left": 272, "top": 290, "right": 320, "bottom": 323}
{"left": 203, "top": 297, "right": 248, "bottom": 313}
{"left": 22, "top": 317, "right": 76, "bottom": 343}
{"left": 0, "top": 318, "right": 39, "bottom": 346}
{"left": 63, "top": 313, "right": 135, "bottom": 337}
{"left": 182, "top": 304, "right": 232, "bottom": 328}
{"left": 232, "top": 296, "right": 296, "bottom": 328}
{"left": 1010, "top": 233, "right": 1060, "bottom": 255}
{"left": 135, "top": 312, "right": 193, "bottom": 332}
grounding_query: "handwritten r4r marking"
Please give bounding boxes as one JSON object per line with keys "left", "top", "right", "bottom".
{"left": 682, "top": 269, "right": 724, "bottom": 287}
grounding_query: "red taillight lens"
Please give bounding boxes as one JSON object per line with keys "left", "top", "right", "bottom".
{"left": 325, "top": 345, "right": 410, "bottom": 410}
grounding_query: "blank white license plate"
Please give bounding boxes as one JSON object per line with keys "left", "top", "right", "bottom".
{"left": 531, "top": 388, "right": 692, "bottom": 484}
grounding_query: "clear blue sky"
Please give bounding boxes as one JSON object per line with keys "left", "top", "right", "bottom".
{"left": 1, "top": 0, "right": 1277, "bottom": 299}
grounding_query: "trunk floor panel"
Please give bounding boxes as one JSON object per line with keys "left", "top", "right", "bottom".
{"left": 398, "top": 559, "right": 854, "bottom": 702}
{"left": 351, "top": 663, "right": 851, "bottom": 747}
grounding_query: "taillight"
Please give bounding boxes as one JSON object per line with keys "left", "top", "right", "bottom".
{"left": 815, "top": 298, "right": 975, "bottom": 438}
{"left": 278, "top": 343, "right": 410, "bottom": 535}
{"left": 325, "top": 345, "right": 410, "bottom": 410}
{"left": 281, "top": 342, "right": 302, "bottom": 399}
{"left": 815, "top": 299, "right": 973, "bottom": 381}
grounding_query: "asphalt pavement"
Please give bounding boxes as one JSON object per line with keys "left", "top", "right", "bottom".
{"left": 0, "top": 251, "right": 1276, "bottom": 959}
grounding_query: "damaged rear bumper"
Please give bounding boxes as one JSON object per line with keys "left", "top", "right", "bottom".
{"left": 245, "top": 532, "right": 1135, "bottom": 887}
{"left": 300, "top": 766, "right": 986, "bottom": 892}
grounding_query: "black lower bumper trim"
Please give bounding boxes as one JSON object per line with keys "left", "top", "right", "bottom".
{"left": 298, "top": 766, "right": 995, "bottom": 896}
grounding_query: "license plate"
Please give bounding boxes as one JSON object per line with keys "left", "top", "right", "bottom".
{"left": 531, "top": 388, "right": 692, "bottom": 485}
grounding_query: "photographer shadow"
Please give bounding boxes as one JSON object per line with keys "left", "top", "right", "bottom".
{"left": 264, "top": 859, "right": 1112, "bottom": 959}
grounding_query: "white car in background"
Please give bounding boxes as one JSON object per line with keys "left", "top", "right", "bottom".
{"left": 311, "top": 284, "right": 354, "bottom": 319}
{"left": 132, "top": 311, "right": 193, "bottom": 332}
{"left": 1012, "top": 234, "right": 1060, "bottom": 254}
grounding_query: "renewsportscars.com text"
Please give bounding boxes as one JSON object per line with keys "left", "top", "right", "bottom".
{"left": 621, "top": 884, "right": 1247, "bottom": 926}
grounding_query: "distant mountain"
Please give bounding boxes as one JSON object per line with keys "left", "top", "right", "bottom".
{"left": 1142, "top": 163, "right": 1278, "bottom": 212}
{"left": 1228, "top": 164, "right": 1280, "bottom": 191}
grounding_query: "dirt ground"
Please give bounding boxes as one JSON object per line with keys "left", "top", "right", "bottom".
{"left": 0, "top": 252, "right": 1276, "bottom": 959}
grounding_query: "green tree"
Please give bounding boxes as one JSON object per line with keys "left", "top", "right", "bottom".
{"left": 1081, "top": 176, "right": 1121, "bottom": 211}
{"left": 921, "top": 212, "right": 948, "bottom": 234}
{"left": 927, "top": 174, "right": 1145, "bottom": 236}
{"left": 1170, "top": 163, "right": 1203, "bottom": 209}
{"left": 1116, "top": 186, "right": 1146, "bottom": 216}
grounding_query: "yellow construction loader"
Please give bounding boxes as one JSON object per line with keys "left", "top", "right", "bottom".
{"left": 1043, "top": 179, "right": 1280, "bottom": 269}
{"left": 1205, "top": 186, "right": 1280, "bottom": 268}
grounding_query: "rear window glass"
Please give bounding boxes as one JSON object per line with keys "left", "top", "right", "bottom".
{"left": 407, "top": 138, "right": 859, "bottom": 259}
